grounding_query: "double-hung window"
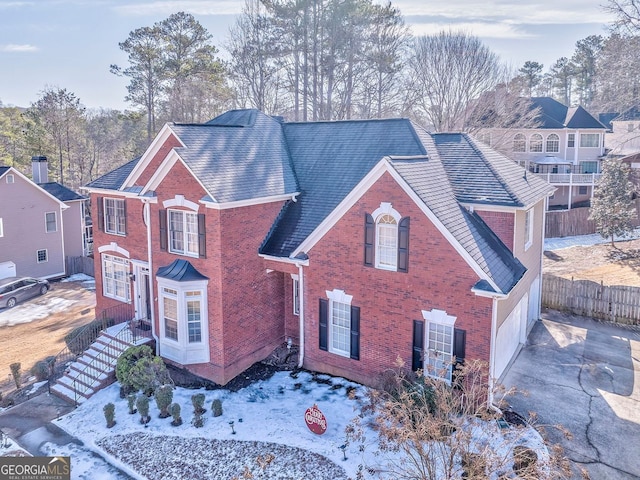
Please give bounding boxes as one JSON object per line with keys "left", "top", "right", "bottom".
{"left": 102, "top": 254, "right": 130, "bottom": 302}
{"left": 186, "top": 290, "right": 202, "bottom": 343}
{"left": 580, "top": 133, "right": 600, "bottom": 148}
{"left": 546, "top": 134, "right": 559, "bottom": 153}
{"left": 512, "top": 133, "right": 526, "bottom": 152}
{"left": 419, "top": 309, "right": 459, "bottom": 383}
{"left": 163, "top": 288, "right": 179, "bottom": 341}
{"left": 319, "top": 289, "right": 360, "bottom": 360}
{"left": 529, "top": 133, "right": 543, "bottom": 152}
{"left": 364, "top": 203, "right": 410, "bottom": 273}
{"left": 377, "top": 214, "right": 398, "bottom": 269}
{"left": 524, "top": 208, "right": 533, "bottom": 250}
{"left": 292, "top": 276, "right": 300, "bottom": 316}
{"left": 169, "top": 210, "right": 199, "bottom": 257}
{"left": 45, "top": 212, "right": 57, "bottom": 233}
{"left": 104, "top": 198, "right": 126, "bottom": 235}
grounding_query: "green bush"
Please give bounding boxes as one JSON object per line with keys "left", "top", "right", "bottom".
{"left": 127, "top": 393, "right": 137, "bottom": 414}
{"left": 191, "top": 393, "right": 206, "bottom": 415}
{"left": 212, "top": 398, "right": 223, "bottom": 417}
{"left": 170, "top": 403, "right": 182, "bottom": 426}
{"left": 116, "top": 345, "right": 172, "bottom": 395}
{"left": 155, "top": 385, "right": 173, "bottom": 418}
{"left": 116, "top": 345, "right": 154, "bottom": 387}
{"left": 9, "top": 362, "right": 21, "bottom": 389}
{"left": 136, "top": 394, "right": 150, "bottom": 425}
{"left": 103, "top": 403, "right": 116, "bottom": 428}
{"left": 64, "top": 318, "right": 115, "bottom": 355}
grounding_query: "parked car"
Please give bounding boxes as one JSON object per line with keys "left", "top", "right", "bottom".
{"left": 0, "top": 276, "right": 50, "bottom": 308}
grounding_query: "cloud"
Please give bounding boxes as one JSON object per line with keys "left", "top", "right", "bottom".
{"left": 114, "top": 0, "right": 242, "bottom": 16}
{"left": 0, "top": 44, "right": 39, "bottom": 52}
{"left": 409, "top": 21, "right": 536, "bottom": 40}
{"left": 395, "top": 1, "right": 615, "bottom": 25}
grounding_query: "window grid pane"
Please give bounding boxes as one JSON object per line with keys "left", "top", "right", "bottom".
{"left": 187, "top": 300, "right": 202, "bottom": 343}
{"left": 580, "top": 133, "right": 599, "bottom": 148}
{"left": 37, "top": 249, "right": 47, "bottom": 263}
{"left": 377, "top": 215, "right": 397, "bottom": 268}
{"left": 164, "top": 296, "right": 178, "bottom": 341}
{"left": 46, "top": 212, "right": 56, "bottom": 232}
{"left": 331, "top": 301, "right": 350, "bottom": 354}
{"left": 546, "top": 134, "right": 559, "bottom": 153}
{"left": 102, "top": 254, "right": 130, "bottom": 302}
{"left": 529, "top": 134, "right": 543, "bottom": 152}
{"left": 185, "top": 213, "right": 199, "bottom": 255}
{"left": 513, "top": 134, "right": 526, "bottom": 152}
{"left": 426, "top": 322, "right": 453, "bottom": 381}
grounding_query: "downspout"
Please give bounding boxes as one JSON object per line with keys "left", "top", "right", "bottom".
{"left": 143, "top": 200, "right": 159, "bottom": 350}
{"left": 297, "top": 262, "right": 305, "bottom": 368}
{"left": 488, "top": 295, "right": 500, "bottom": 411}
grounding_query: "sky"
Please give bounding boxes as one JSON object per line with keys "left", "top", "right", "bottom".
{"left": 0, "top": 0, "right": 615, "bottom": 111}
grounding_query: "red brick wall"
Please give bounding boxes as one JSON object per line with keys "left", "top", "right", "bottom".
{"left": 302, "top": 172, "right": 493, "bottom": 386}
{"left": 476, "top": 210, "right": 514, "bottom": 252}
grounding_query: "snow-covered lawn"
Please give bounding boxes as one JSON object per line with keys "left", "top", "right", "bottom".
{"left": 47, "top": 370, "right": 549, "bottom": 480}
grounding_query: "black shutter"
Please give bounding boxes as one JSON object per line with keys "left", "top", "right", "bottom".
{"left": 319, "top": 298, "right": 328, "bottom": 351}
{"left": 398, "top": 217, "right": 410, "bottom": 273}
{"left": 198, "top": 213, "right": 206, "bottom": 259}
{"left": 453, "top": 328, "right": 466, "bottom": 364}
{"left": 364, "top": 213, "right": 374, "bottom": 266}
{"left": 412, "top": 320, "right": 424, "bottom": 371}
{"left": 97, "top": 197, "right": 104, "bottom": 232}
{"left": 159, "top": 209, "right": 167, "bottom": 251}
{"left": 350, "top": 306, "right": 360, "bottom": 360}
{"left": 122, "top": 199, "right": 127, "bottom": 235}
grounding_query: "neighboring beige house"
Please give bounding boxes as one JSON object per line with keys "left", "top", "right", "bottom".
{"left": 0, "top": 157, "right": 88, "bottom": 279}
{"left": 605, "top": 105, "right": 640, "bottom": 158}
{"left": 478, "top": 97, "right": 607, "bottom": 210}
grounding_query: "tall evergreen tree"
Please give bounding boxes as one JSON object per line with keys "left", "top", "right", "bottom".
{"left": 589, "top": 159, "right": 637, "bottom": 246}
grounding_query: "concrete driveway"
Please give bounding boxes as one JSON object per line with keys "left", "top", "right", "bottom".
{"left": 503, "top": 309, "right": 640, "bottom": 479}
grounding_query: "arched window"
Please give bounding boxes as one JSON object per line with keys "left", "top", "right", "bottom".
{"left": 364, "top": 203, "right": 410, "bottom": 273}
{"left": 529, "top": 133, "right": 543, "bottom": 153}
{"left": 512, "top": 133, "right": 526, "bottom": 152}
{"left": 546, "top": 134, "right": 559, "bottom": 153}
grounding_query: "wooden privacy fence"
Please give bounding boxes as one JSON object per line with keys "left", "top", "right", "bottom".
{"left": 545, "top": 199, "right": 640, "bottom": 238}
{"left": 65, "top": 255, "right": 94, "bottom": 277}
{"left": 542, "top": 274, "right": 640, "bottom": 325}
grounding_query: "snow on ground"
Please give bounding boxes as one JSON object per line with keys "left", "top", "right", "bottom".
{"left": 0, "top": 295, "right": 79, "bottom": 327}
{"left": 544, "top": 226, "right": 640, "bottom": 251}
{"left": 55, "top": 371, "right": 550, "bottom": 480}
{"left": 61, "top": 273, "right": 95, "bottom": 290}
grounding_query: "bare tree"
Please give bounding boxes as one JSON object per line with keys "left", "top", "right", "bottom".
{"left": 605, "top": 0, "right": 640, "bottom": 32}
{"left": 407, "top": 30, "right": 503, "bottom": 131}
{"left": 346, "top": 359, "right": 573, "bottom": 479}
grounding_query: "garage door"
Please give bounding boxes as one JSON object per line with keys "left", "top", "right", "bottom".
{"left": 495, "top": 295, "right": 527, "bottom": 378}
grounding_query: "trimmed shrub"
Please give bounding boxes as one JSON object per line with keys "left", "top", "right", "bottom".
{"left": 192, "top": 411, "right": 204, "bottom": 428}
{"left": 103, "top": 403, "right": 116, "bottom": 428}
{"left": 212, "top": 398, "right": 223, "bottom": 417}
{"left": 155, "top": 385, "right": 173, "bottom": 418}
{"left": 116, "top": 345, "right": 154, "bottom": 389}
{"left": 127, "top": 393, "right": 137, "bottom": 414}
{"left": 9, "top": 363, "right": 21, "bottom": 389}
{"left": 136, "top": 394, "right": 150, "bottom": 425}
{"left": 31, "top": 361, "right": 50, "bottom": 381}
{"left": 116, "top": 345, "right": 172, "bottom": 395}
{"left": 191, "top": 393, "right": 206, "bottom": 415}
{"left": 170, "top": 403, "right": 182, "bottom": 426}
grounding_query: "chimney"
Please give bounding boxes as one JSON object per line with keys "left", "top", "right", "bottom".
{"left": 32, "top": 156, "right": 48, "bottom": 184}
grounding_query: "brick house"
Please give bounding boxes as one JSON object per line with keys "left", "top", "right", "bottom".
{"left": 85, "top": 109, "right": 554, "bottom": 392}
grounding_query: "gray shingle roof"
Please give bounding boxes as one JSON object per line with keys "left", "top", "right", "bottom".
{"left": 530, "top": 97, "right": 605, "bottom": 129}
{"left": 39, "top": 182, "right": 86, "bottom": 202}
{"left": 170, "top": 111, "right": 297, "bottom": 203}
{"left": 0, "top": 166, "right": 9, "bottom": 177}
{"left": 259, "top": 119, "right": 426, "bottom": 257}
{"left": 86, "top": 157, "right": 142, "bottom": 190}
{"left": 433, "top": 133, "right": 555, "bottom": 207}
{"left": 614, "top": 104, "right": 640, "bottom": 121}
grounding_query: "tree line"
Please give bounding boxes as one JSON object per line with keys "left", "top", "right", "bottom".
{"left": 1, "top": 0, "right": 638, "bottom": 190}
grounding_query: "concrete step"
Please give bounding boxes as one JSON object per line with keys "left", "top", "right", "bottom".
{"left": 51, "top": 382, "right": 90, "bottom": 405}
{"left": 57, "top": 374, "right": 96, "bottom": 396}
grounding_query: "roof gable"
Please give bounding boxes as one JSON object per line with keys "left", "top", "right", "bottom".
{"left": 86, "top": 157, "right": 141, "bottom": 191}
{"left": 39, "top": 182, "right": 86, "bottom": 202}
{"left": 530, "top": 97, "right": 604, "bottom": 129}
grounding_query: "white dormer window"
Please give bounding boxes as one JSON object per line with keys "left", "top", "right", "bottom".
{"left": 365, "top": 202, "right": 410, "bottom": 273}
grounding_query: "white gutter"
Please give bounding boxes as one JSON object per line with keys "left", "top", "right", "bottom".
{"left": 297, "top": 262, "right": 305, "bottom": 368}
{"left": 488, "top": 295, "right": 499, "bottom": 408}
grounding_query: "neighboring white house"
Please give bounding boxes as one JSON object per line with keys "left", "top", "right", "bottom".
{"left": 605, "top": 105, "right": 640, "bottom": 158}
{"left": 478, "top": 97, "right": 607, "bottom": 210}
{"left": 0, "top": 156, "right": 89, "bottom": 279}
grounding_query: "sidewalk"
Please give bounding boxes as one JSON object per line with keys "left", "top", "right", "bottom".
{"left": 544, "top": 227, "right": 640, "bottom": 251}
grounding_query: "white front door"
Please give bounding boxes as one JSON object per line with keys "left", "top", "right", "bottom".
{"left": 134, "top": 265, "right": 151, "bottom": 322}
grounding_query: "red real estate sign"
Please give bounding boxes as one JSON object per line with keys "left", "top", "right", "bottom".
{"left": 304, "top": 404, "right": 327, "bottom": 435}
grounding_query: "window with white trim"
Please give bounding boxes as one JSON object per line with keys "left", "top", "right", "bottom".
{"left": 163, "top": 288, "right": 179, "bottom": 341}
{"left": 529, "top": 133, "right": 543, "bottom": 152}
{"left": 102, "top": 254, "right": 130, "bottom": 302}
{"left": 546, "top": 134, "right": 559, "bottom": 153}
{"left": 568, "top": 133, "right": 575, "bottom": 148}
{"left": 45, "top": 212, "right": 57, "bottom": 233}
{"left": 524, "top": 208, "right": 533, "bottom": 250}
{"left": 512, "top": 133, "right": 526, "bottom": 152}
{"left": 168, "top": 209, "right": 199, "bottom": 256}
{"left": 423, "top": 309, "right": 457, "bottom": 382}
{"left": 0, "top": 218, "right": 3, "bottom": 237}
{"left": 377, "top": 214, "right": 398, "bottom": 269}
{"left": 6, "top": 174, "right": 14, "bottom": 184}
{"left": 292, "top": 276, "right": 300, "bottom": 316}
{"left": 327, "top": 289, "right": 352, "bottom": 357}
{"left": 186, "top": 290, "right": 202, "bottom": 343}
{"left": 37, "top": 249, "right": 48, "bottom": 263}
{"left": 580, "top": 133, "right": 600, "bottom": 148}
{"left": 104, "top": 198, "right": 126, "bottom": 235}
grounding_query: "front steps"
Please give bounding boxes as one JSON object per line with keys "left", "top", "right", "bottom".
{"left": 51, "top": 323, "right": 152, "bottom": 405}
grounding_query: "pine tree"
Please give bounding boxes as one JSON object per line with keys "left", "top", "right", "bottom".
{"left": 589, "top": 159, "right": 636, "bottom": 246}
